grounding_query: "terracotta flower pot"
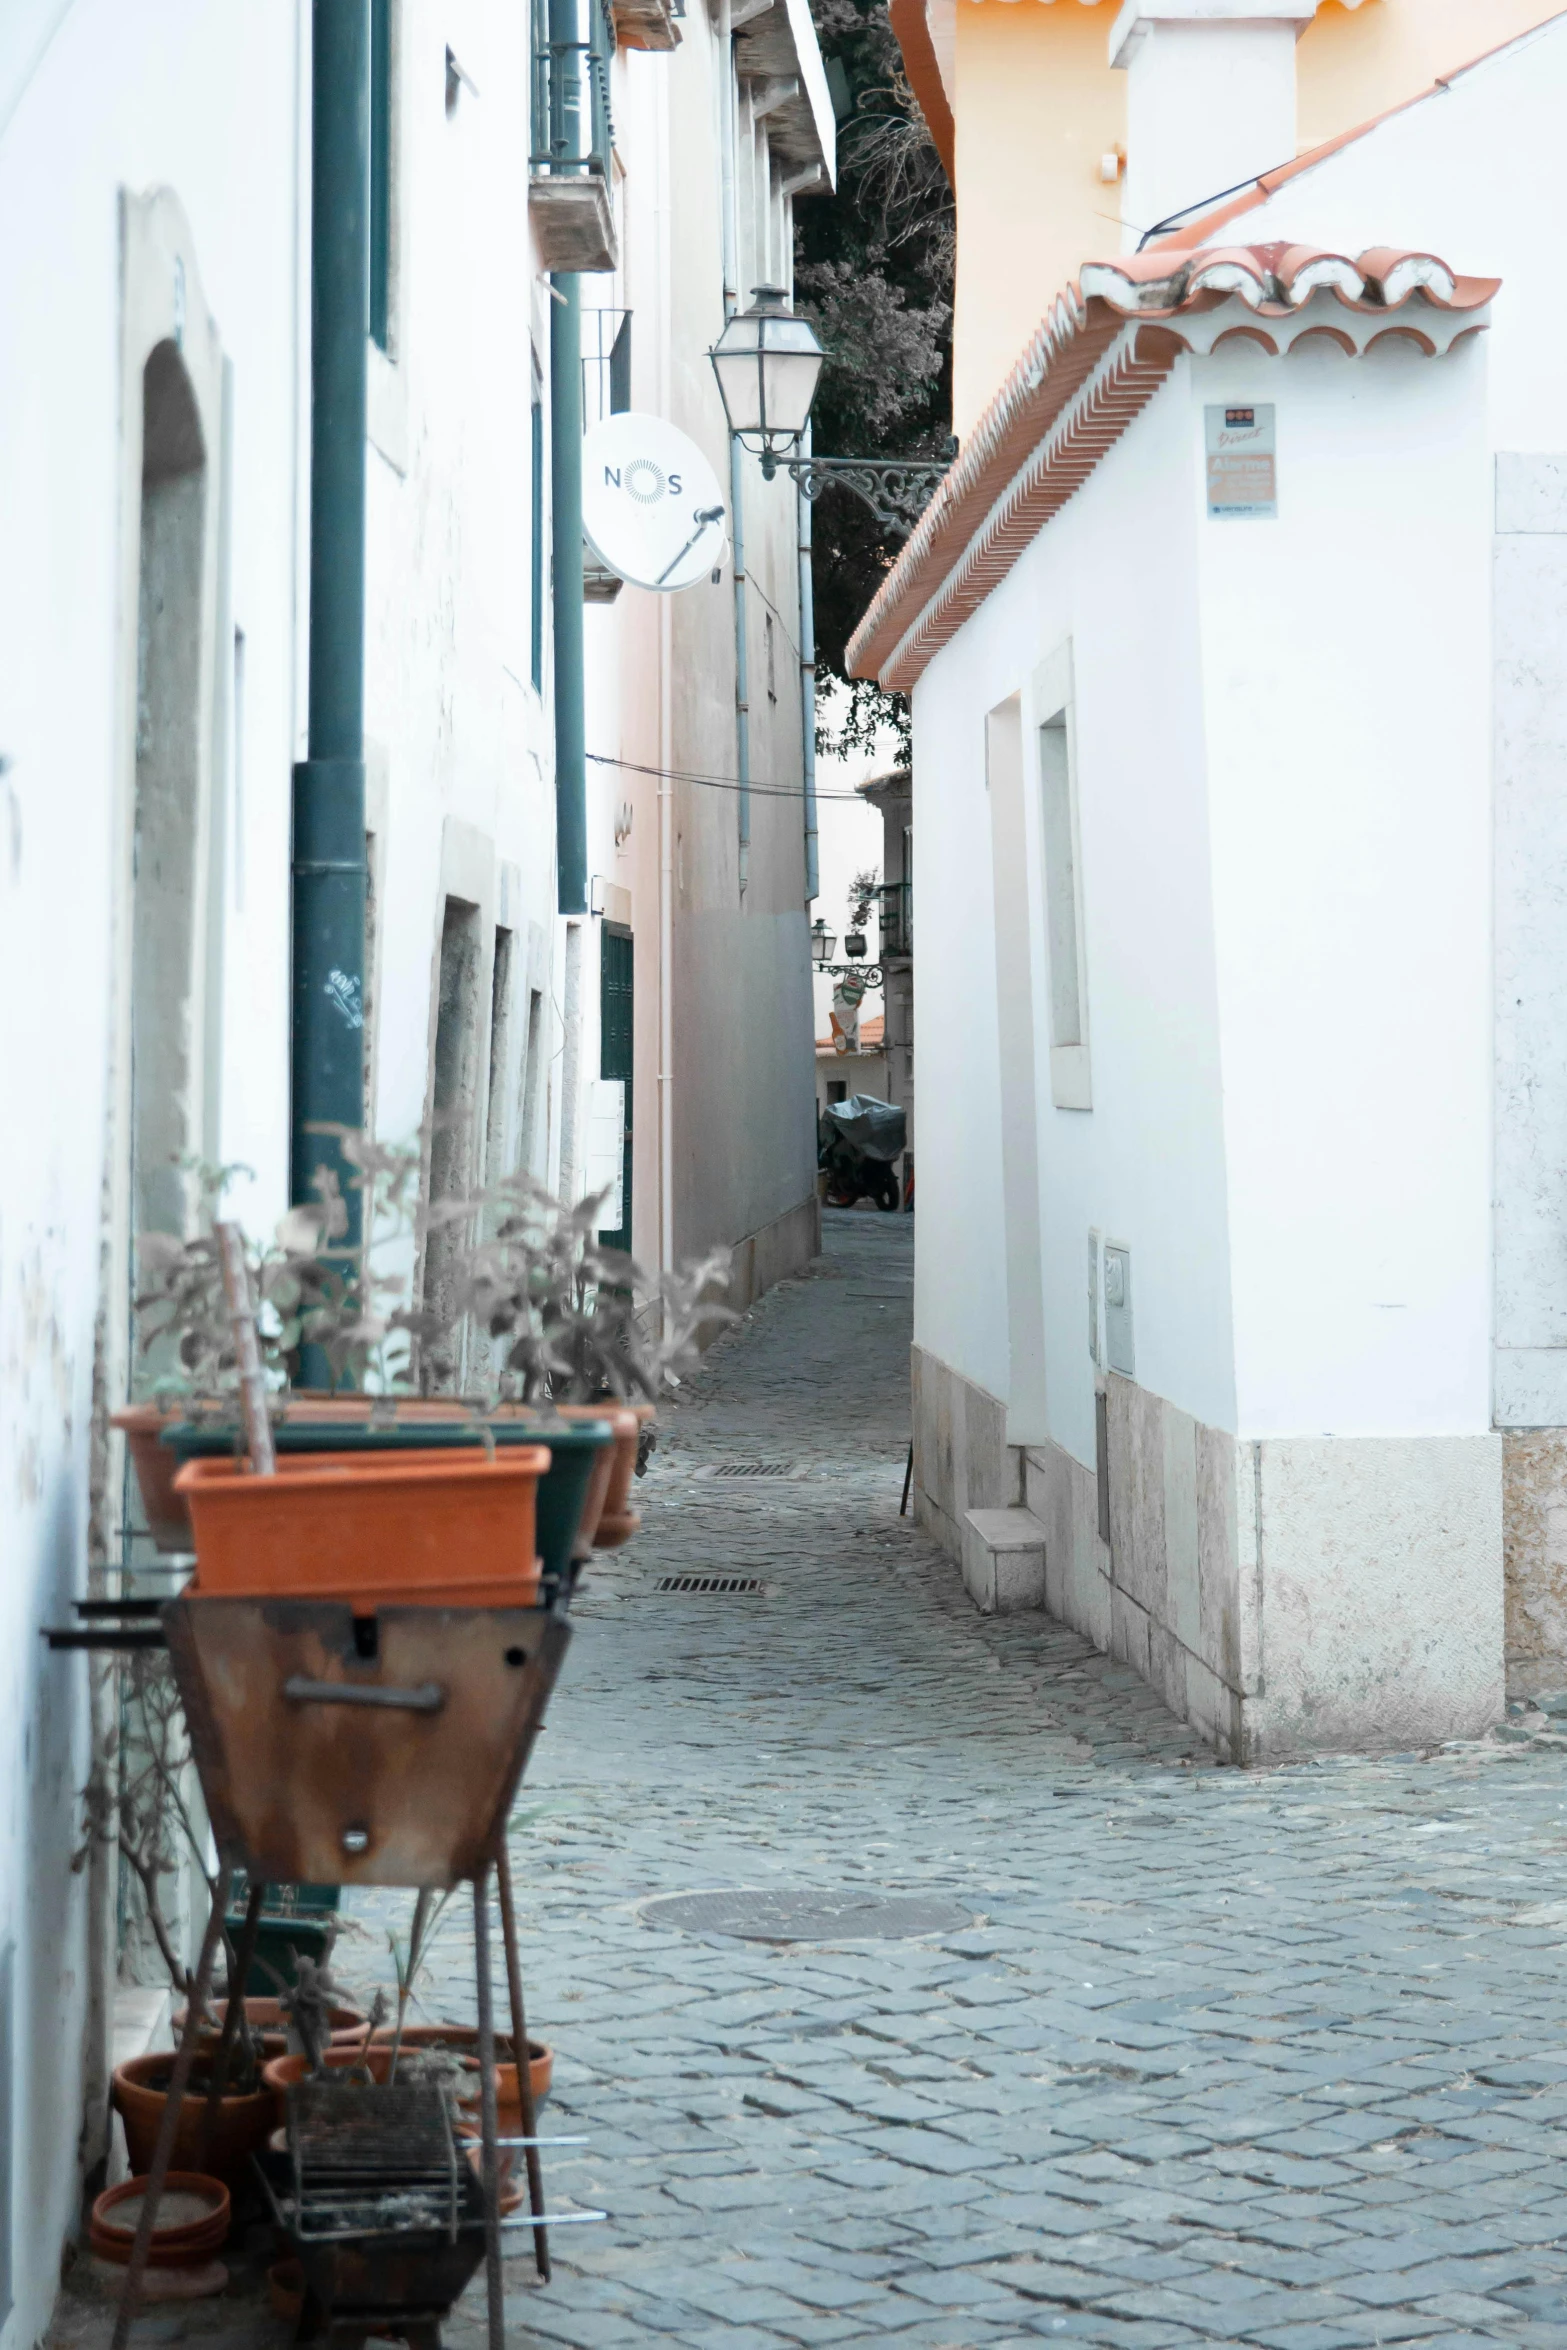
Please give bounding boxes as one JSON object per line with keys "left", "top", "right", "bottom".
{"left": 111, "top": 2054, "right": 276, "bottom": 2189}
{"left": 545, "top": 1404, "right": 644, "bottom": 1552}
{"left": 115, "top": 1392, "right": 376, "bottom": 1552}
{"left": 90, "top": 2174, "right": 230, "bottom": 2266}
{"left": 170, "top": 1995, "right": 368, "bottom": 2060}
{"left": 174, "top": 1446, "right": 550, "bottom": 1609}
{"left": 112, "top": 1404, "right": 194, "bottom": 1553}
{"left": 593, "top": 1402, "right": 654, "bottom": 1549}
{"left": 372, "top": 2023, "right": 552, "bottom": 2107}
{"left": 261, "top": 2043, "right": 399, "bottom": 2120}
{"left": 262, "top": 2040, "right": 484, "bottom": 2121}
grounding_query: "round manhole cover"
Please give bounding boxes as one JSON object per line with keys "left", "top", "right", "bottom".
{"left": 642, "top": 1889, "right": 975, "bottom": 1942}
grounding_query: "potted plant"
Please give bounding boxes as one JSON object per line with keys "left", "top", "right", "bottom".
{"left": 453, "top": 1175, "right": 732, "bottom": 1549}
{"left": 80, "top": 1652, "right": 279, "bottom": 2187}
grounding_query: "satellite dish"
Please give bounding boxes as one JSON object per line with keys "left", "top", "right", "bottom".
{"left": 581, "top": 413, "right": 729, "bottom": 593}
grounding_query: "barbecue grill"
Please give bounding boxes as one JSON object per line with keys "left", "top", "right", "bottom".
{"left": 256, "top": 2081, "right": 488, "bottom": 2348}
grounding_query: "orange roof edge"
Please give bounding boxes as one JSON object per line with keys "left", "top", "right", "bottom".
{"left": 888, "top": 0, "right": 955, "bottom": 186}
{"left": 1152, "top": 9, "right": 1567, "bottom": 254}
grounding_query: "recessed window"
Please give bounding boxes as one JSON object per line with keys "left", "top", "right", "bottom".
{"left": 1034, "top": 643, "right": 1091, "bottom": 1110}
{"left": 530, "top": 368, "right": 544, "bottom": 694}
{"left": 1039, "top": 717, "right": 1080, "bottom": 1047}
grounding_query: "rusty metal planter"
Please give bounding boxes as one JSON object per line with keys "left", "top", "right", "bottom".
{"left": 162, "top": 1598, "right": 569, "bottom": 1889}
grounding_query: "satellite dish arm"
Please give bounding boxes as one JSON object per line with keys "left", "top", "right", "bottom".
{"left": 655, "top": 505, "right": 726, "bottom": 589}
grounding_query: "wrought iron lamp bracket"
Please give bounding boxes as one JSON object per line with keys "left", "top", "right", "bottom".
{"left": 814, "top": 961, "right": 885, "bottom": 987}
{"left": 762, "top": 452, "right": 949, "bottom": 535}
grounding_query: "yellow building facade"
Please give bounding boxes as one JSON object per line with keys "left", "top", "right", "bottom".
{"left": 916, "top": 0, "right": 1565, "bottom": 432}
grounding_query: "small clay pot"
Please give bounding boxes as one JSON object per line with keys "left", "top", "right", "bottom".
{"left": 90, "top": 2173, "right": 230, "bottom": 2266}
{"left": 111, "top": 2055, "right": 276, "bottom": 2190}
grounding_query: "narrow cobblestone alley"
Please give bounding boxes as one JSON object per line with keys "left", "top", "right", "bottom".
{"left": 341, "top": 1210, "right": 1567, "bottom": 2350}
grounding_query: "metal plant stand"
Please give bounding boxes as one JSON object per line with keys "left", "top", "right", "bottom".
{"left": 103, "top": 1593, "right": 581, "bottom": 2350}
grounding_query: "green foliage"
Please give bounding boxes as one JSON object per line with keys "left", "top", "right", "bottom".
{"left": 796, "top": 0, "right": 953, "bottom": 702}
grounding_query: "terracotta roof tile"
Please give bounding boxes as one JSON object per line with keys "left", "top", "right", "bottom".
{"left": 846, "top": 244, "right": 1496, "bottom": 692}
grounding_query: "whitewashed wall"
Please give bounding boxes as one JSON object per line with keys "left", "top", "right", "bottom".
{"left": 0, "top": 3, "right": 304, "bottom": 2336}
{"left": 363, "top": 0, "right": 561, "bottom": 1194}
{"left": 910, "top": 304, "right": 1500, "bottom": 1749}
{"left": 1204, "top": 14, "right": 1567, "bottom": 1434}
{"left": 578, "top": 3, "right": 823, "bottom": 1287}
{"left": 912, "top": 369, "right": 1230, "bottom": 1468}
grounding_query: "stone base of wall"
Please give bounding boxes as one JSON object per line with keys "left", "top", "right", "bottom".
{"left": 1502, "top": 1430, "right": 1567, "bottom": 1697}
{"left": 910, "top": 1344, "right": 1022, "bottom": 1560}
{"left": 723, "top": 1193, "right": 821, "bottom": 1319}
{"left": 914, "top": 1347, "right": 1506, "bottom": 1762}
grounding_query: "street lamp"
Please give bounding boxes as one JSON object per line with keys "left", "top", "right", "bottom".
{"left": 708, "top": 288, "right": 825, "bottom": 479}
{"left": 810, "top": 920, "right": 837, "bottom": 965}
{"left": 709, "top": 292, "right": 954, "bottom": 531}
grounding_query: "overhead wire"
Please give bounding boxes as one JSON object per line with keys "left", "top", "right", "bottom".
{"left": 586, "top": 749, "right": 869, "bottom": 802}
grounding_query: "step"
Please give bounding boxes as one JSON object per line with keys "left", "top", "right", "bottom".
{"left": 960, "top": 1507, "right": 1047, "bottom": 1617}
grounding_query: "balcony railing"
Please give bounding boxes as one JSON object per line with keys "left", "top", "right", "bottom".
{"left": 532, "top": 0, "right": 616, "bottom": 182}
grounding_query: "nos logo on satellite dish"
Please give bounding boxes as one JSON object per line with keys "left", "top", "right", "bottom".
{"left": 582, "top": 413, "right": 729, "bottom": 593}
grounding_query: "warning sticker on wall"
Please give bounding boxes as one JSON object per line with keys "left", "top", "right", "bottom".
{"left": 1205, "top": 404, "right": 1277, "bottom": 518}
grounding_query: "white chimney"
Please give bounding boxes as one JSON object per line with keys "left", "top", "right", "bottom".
{"left": 1110, "top": 0, "right": 1322, "bottom": 246}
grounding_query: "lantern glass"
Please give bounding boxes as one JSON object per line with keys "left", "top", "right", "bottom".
{"left": 810, "top": 922, "right": 836, "bottom": 964}
{"left": 709, "top": 288, "right": 824, "bottom": 457}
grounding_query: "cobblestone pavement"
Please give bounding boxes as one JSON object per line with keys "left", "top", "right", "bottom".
{"left": 51, "top": 1210, "right": 1567, "bottom": 2350}
{"left": 344, "top": 1210, "right": 1567, "bottom": 2350}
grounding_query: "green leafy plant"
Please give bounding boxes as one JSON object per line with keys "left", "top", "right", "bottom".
{"left": 454, "top": 1172, "right": 733, "bottom": 1406}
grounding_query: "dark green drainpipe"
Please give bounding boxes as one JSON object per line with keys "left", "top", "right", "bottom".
{"left": 292, "top": 0, "right": 370, "bottom": 1236}
{"left": 551, "top": 270, "right": 587, "bottom": 918}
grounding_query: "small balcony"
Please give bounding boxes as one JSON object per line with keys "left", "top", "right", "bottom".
{"left": 529, "top": 0, "right": 619, "bottom": 274}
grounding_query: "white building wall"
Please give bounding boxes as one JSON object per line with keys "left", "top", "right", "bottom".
{"left": 1182, "top": 11, "right": 1567, "bottom": 1692}
{"left": 912, "top": 366, "right": 1231, "bottom": 1466}
{"left": 362, "top": 1, "right": 561, "bottom": 1203}
{"left": 576, "top": 2, "right": 823, "bottom": 1302}
{"left": 910, "top": 320, "right": 1502, "bottom": 1754}
{"left": 0, "top": 2, "right": 304, "bottom": 2333}
{"left": 1195, "top": 337, "right": 1495, "bottom": 1441}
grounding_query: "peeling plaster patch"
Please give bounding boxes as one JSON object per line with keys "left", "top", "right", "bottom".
{"left": 3, "top": 1228, "right": 75, "bottom": 1510}
{"left": 1503, "top": 1430, "right": 1567, "bottom": 1695}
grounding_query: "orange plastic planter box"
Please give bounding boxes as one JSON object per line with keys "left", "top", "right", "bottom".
{"left": 174, "top": 1447, "right": 550, "bottom": 1609}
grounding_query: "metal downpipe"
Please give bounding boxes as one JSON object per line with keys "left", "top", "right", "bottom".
{"left": 551, "top": 269, "right": 587, "bottom": 916}
{"left": 798, "top": 422, "right": 818, "bottom": 903}
{"left": 292, "top": 0, "right": 370, "bottom": 1231}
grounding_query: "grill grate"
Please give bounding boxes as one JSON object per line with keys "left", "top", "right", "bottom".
{"left": 289, "top": 2080, "right": 463, "bottom": 2242}
{"left": 656, "top": 1576, "right": 764, "bottom": 1595}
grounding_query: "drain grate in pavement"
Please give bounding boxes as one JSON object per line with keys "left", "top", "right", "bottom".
{"left": 655, "top": 1576, "right": 765, "bottom": 1595}
{"left": 706, "top": 1462, "right": 797, "bottom": 1477}
{"left": 642, "top": 1888, "right": 975, "bottom": 1942}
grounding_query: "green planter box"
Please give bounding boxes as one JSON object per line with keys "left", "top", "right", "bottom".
{"left": 227, "top": 1878, "right": 340, "bottom": 1993}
